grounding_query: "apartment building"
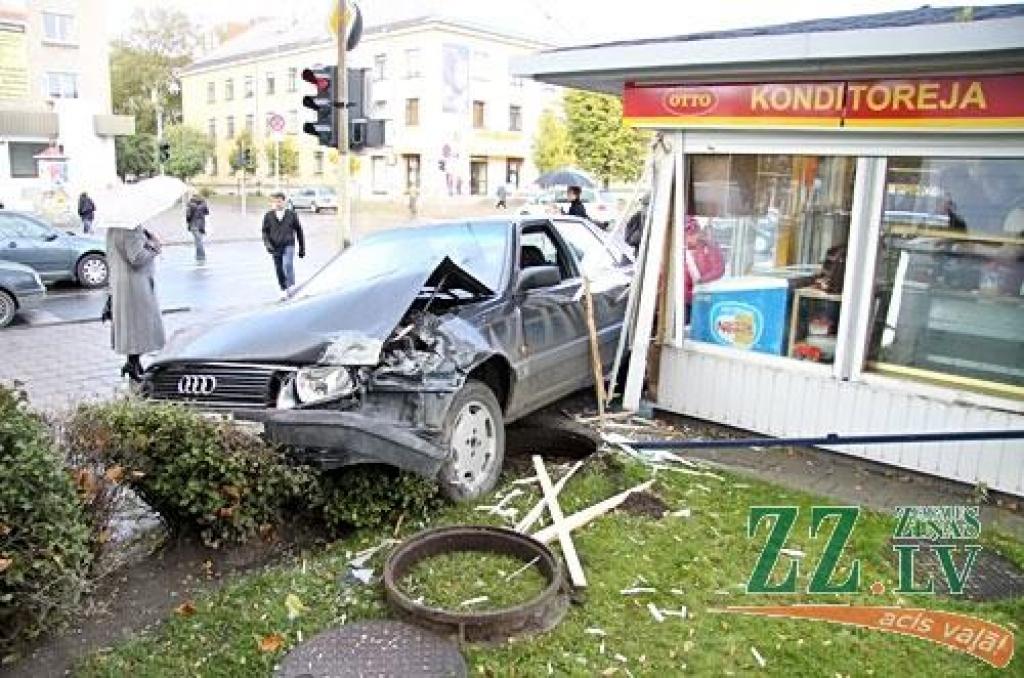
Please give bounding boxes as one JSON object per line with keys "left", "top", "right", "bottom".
{"left": 0, "top": 0, "right": 132, "bottom": 215}
{"left": 180, "top": 13, "right": 560, "bottom": 199}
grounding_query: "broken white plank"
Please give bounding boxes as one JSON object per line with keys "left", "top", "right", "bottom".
{"left": 751, "top": 646, "right": 766, "bottom": 668}
{"left": 780, "top": 548, "right": 805, "bottom": 559}
{"left": 349, "top": 538, "right": 400, "bottom": 567}
{"left": 511, "top": 475, "right": 539, "bottom": 486}
{"left": 459, "top": 596, "right": 490, "bottom": 607}
{"left": 533, "top": 455, "right": 587, "bottom": 588}
{"left": 505, "top": 556, "right": 540, "bottom": 582}
{"left": 620, "top": 587, "right": 657, "bottom": 595}
{"left": 584, "top": 628, "right": 607, "bottom": 636}
{"left": 650, "top": 464, "right": 724, "bottom": 480}
{"left": 647, "top": 603, "right": 665, "bottom": 622}
{"left": 476, "top": 488, "right": 524, "bottom": 513}
{"left": 668, "top": 508, "right": 692, "bottom": 518}
{"left": 532, "top": 479, "right": 656, "bottom": 545}
{"left": 514, "top": 460, "right": 584, "bottom": 534}
{"left": 662, "top": 607, "right": 688, "bottom": 619}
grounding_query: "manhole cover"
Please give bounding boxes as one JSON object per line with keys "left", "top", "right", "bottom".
{"left": 274, "top": 620, "right": 466, "bottom": 678}
{"left": 887, "top": 539, "right": 1024, "bottom": 601}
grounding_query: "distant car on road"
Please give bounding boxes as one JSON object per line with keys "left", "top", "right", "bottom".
{"left": 0, "top": 211, "right": 108, "bottom": 288}
{"left": 0, "top": 259, "right": 45, "bottom": 327}
{"left": 288, "top": 187, "right": 338, "bottom": 213}
{"left": 519, "top": 188, "right": 619, "bottom": 228}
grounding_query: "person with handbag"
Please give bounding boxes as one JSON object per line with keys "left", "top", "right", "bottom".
{"left": 105, "top": 222, "right": 165, "bottom": 381}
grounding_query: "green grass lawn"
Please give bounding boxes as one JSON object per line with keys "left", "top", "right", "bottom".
{"left": 78, "top": 453, "right": 1022, "bottom": 677}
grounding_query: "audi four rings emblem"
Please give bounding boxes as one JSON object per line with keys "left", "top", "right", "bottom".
{"left": 177, "top": 375, "right": 218, "bottom": 396}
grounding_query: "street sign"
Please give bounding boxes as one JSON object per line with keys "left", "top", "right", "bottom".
{"left": 268, "top": 113, "right": 285, "bottom": 133}
{"left": 328, "top": 1, "right": 363, "bottom": 51}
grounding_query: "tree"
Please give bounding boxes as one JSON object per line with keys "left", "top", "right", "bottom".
{"left": 532, "top": 109, "right": 575, "bottom": 174}
{"left": 264, "top": 139, "right": 300, "bottom": 183}
{"left": 115, "top": 133, "right": 156, "bottom": 179}
{"left": 563, "top": 90, "right": 647, "bottom": 186}
{"left": 229, "top": 131, "right": 258, "bottom": 175}
{"left": 164, "top": 125, "right": 213, "bottom": 180}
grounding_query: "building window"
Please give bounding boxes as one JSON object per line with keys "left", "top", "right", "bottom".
{"left": 225, "top": 78, "right": 234, "bottom": 100}
{"left": 508, "top": 105, "right": 522, "bottom": 132}
{"left": 472, "top": 101, "right": 485, "bottom": 129}
{"left": 9, "top": 142, "right": 48, "bottom": 178}
{"left": 404, "top": 98, "right": 419, "bottom": 127}
{"left": 44, "top": 71, "right": 78, "bottom": 98}
{"left": 403, "top": 154, "right": 420, "bottom": 189}
{"left": 265, "top": 71, "right": 276, "bottom": 96}
{"left": 42, "top": 12, "right": 75, "bottom": 44}
{"left": 245, "top": 114, "right": 254, "bottom": 135}
{"left": 244, "top": 75, "right": 254, "bottom": 98}
{"left": 506, "top": 158, "right": 522, "bottom": 188}
{"left": 314, "top": 151, "right": 324, "bottom": 176}
{"left": 470, "top": 157, "right": 488, "bottom": 196}
{"left": 405, "top": 49, "right": 421, "bottom": 78}
{"left": 472, "top": 50, "right": 490, "bottom": 81}
{"left": 207, "top": 118, "right": 216, "bottom": 140}
{"left": 685, "top": 154, "right": 857, "bottom": 363}
{"left": 287, "top": 67, "right": 297, "bottom": 93}
{"left": 374, "top": 99, "right": 387, "bottom": 117}
{"left": 287, "top": 109, "right": 298, "bottom": 134}
{"left": 206, "top": 81, "right": 215, "bottom": 103}
{"left": 373, "top": 54, "right": 387, "bottom": 81}
{"left": 226, "top": 115, "right": 235, "bottom": 139}
{"left": 866, "top": 156, "right": 1024, "bottom": 397}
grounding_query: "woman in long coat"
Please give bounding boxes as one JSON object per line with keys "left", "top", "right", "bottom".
{"left": 106, "top": 224, "right": 165, "bottom": 380}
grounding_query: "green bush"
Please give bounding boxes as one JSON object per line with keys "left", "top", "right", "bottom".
{"left": 0, "top": 386, "right": 92, "bottom": 650}
{"left": 67, "top": 401, "right": 318, "bottom": 548}
{"left": 197, "top": 185, "right": 215, "bottom": 199}
{"left": 319, "top": 465, "right": 441, "bottom": 530}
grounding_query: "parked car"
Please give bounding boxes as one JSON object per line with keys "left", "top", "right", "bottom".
{"left": 288, "top": 187, "right": 338, "bottom": 213}
{"left": 0, "top": 211, "right": 108, "bottom": 288}
{"left": 142, "top": 216, "right": 632, "bottom": 501}
{"left": 519, "top": 188, "right": 620, "bottom": 228}
{"left": 0, "top": 260, "right": 45, "bottom": 328}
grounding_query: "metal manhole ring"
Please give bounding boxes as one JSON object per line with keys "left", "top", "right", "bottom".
{"left": 383, "top": 525, "right": 569, "bottom": 643}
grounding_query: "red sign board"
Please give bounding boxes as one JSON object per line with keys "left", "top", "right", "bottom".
{"left": 623, "top": 75, "right": 1024, "bottom": 131}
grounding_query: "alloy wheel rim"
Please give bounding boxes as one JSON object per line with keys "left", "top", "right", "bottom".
{"left": 82, "top": 259, "right": 107, "bottom": 284}
{"left": 450, "top": 401, "right": 497, "bottom": 493}
{"left": 0, "top": 294, "right": 13, "bottom": 325}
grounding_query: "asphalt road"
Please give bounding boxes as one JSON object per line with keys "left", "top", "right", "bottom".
{"left": 10, "top": 235, "right": 340, "bottom": 328}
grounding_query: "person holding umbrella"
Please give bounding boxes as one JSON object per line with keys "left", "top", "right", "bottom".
{"left": 565, "top": 185, "right": 590, "bottom": 220}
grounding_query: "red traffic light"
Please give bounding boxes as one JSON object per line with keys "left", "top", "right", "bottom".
{"left": 301, "top": 67, "right": 334, "bottom": 93}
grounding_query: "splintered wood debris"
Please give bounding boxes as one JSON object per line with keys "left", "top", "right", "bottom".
{"left": 349, "top": 538, "right": 400, "bottom": 568}
{"left": 620, "top": 587, "right": 657, "bottom": 595}
{"left": 459, "top": 595, "right": 490, "bottom": 607}
{"left": 751, "top": 646, "right": 767, "bottom": 668}
{"left": 533, "top": 455, "right": 588, "bottom": 588}
{"left": 647, "top": 602, "right": 665, "bottom": 622}
{"left": 531, "top": 479, "right": 656, "bottom": 545}
{"left": 515, "top": 460, "right": 584, "bottom": 533}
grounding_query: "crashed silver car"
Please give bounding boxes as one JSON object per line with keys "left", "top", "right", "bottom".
{"left": 142, "top": 217, "right": 631, "bottom": 500}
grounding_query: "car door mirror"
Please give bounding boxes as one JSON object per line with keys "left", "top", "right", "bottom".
{"left": 517, "top": 265, "right": 561, "bottom": 292}
{"left": 44, "top": 232, "right": 59, "bottom": 242}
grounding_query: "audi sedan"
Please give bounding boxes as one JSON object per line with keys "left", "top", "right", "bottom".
{"left": 0, "top": 211, "right": 108, "bottom": 288}
{"left": 143, "top": 217, "right": 632, "bottom": 501}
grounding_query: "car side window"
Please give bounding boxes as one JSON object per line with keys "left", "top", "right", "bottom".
{"left": 553, "top": 218, "right": 622, "bottom": 275}
{"left": 520, "top": 225, "right": 574, "bottom": 282}
{"left": 4, "top": 215, "right": 49, "bottom": 238}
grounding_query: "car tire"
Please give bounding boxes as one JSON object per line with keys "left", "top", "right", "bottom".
{"left": 0, "top": 290, "right": 16, "bottom": 328}
{"left": 437, "top": 379, "right": 505, "bottom": 502}
{"left": 76, "top": 253, "right": 108, "bottom": 289}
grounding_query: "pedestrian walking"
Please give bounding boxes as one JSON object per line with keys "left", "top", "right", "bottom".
{"left": 262, "top": 192, "right": 305, "bottom": 292}
{"left": 78, "top": 192, "right": 96, "bottom": 234}
{"left": 105, "top": 222, "right": 165, "bottom": 382}
{"left": 185, "top": 193, "right": 209, "bottom": 263}
{"left": 495, "top": 184, "right": 508, "bottom": 209}
{"left": 565, "top": 185, "right": 589, "bottom": 220}
{"left": 406, "top": 184, "right": 420, "bottom": 219}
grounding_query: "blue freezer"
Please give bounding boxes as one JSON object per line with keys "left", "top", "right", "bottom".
{"left": 690, "top": 277, "right": 791, "bottom": 355}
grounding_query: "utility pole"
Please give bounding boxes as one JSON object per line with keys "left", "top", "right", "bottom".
{"left": 336, "top": 0, "right": 352, "bottom": 248}
{"left": 152, "top": 86, "right": 164, "bottom": 175}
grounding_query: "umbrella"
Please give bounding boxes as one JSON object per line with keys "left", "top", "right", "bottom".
{"left": 534, "top": 168, "right": 598, "bottom": 189}
{"left": 94, "top": 176, "right": 189, "bottom": 229}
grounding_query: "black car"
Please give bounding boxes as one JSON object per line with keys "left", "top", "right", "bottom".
{"left": 143, "top": 217, "right": 632, "bottom": 500}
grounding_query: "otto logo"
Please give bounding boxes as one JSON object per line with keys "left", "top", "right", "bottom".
{"left": 663, "top": 88, "right": 718, "bottom": 115}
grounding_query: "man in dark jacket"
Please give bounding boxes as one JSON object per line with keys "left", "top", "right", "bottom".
{"left": 565, "top": 185, "right": 589, "bottom": 220}
{"left": 78, "top": 192, "right": 96, "bottom": 233}
{"left": 262, "top": 192, "right": 305, "bottom": 291}
{"left": 185, "top": 194, "right": 209, "bottom": 263}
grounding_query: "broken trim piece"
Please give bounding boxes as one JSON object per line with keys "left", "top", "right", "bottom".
{"left": 383, "top": 525, "right": 569, "bottom": 643}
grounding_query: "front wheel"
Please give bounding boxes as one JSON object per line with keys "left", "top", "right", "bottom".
{"left": 77, "top": 253, "right": 108, "bottom": 288}
{"left": 0, "top": 290, "right": 16, "bottom": 328}
{"left": 437, "top": 380, "right": 505, "bottom": 502}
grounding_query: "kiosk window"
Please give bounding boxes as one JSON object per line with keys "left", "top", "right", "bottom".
{"left": 866, "top": 157, "right": 1024, "bottom": 398}
{"left": 685, "top": 154, "right": 856, "bottom": 363}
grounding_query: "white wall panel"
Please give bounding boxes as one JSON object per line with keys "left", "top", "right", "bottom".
{"left": 659, "top": 346, "right": 1024, "bottom": 496}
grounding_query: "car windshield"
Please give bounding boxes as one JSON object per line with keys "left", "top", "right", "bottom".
{"left": 296, "top": 221, "right": 510, "bottom": 298}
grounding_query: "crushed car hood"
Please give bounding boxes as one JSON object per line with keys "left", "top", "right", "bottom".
{"left": 153, "top": 257, "right": 493, "bottom": 366}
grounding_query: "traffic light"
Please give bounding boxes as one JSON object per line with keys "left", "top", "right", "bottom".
{"left": 158, "top": 141, "right": 170, "bottom": 163}
{"left": 301, "top": 65, "right": 338, "bottom": 147}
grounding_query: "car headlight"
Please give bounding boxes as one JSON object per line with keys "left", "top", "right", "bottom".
{"left": 294, "top": 366, "right": 356, "bottom": 404}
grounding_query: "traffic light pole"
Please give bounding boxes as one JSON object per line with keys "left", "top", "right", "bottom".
{"left": 336, "top": 0, "right": 352, "bottom": 249}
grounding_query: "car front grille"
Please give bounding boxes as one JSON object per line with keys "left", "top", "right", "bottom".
{"left": 146, "top": 363, "right": 282, "bottom": 410}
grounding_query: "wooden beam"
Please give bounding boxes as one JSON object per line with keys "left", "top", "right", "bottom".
{"left": 582, "top": 277, "right": 607, "bottom": 424}
{"left": 532, "top": 479, "right": 656, "bottom": 545}
{"left": 514, "top": 460, "right": 583, "bottom": 534}
{"left": 532, "top": 455, "right": 587, "bottom": 588}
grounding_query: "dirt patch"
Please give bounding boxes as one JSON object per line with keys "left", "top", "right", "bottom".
{"left": 616, "top": 491, "right": 669, "bottom": 519}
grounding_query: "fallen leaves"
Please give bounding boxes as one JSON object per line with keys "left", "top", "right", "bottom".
{"left": 258, "top": 633, "right": 284, "bottom": 653}
{"left": 174, "top": 600, "right": 197, "bottom": 617}
{"left": 104, "top": 465, "right": 125, "bottom": 484}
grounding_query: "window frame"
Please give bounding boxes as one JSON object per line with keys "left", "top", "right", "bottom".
{"left": 373, "top": 54, "right": 387, "bottom": 82}
{"left": 206, "top": 80, "right": 216, "bottom": 103}
{"left": 472, "top": 100, "right": 485, "bottom": 129}
{"left": 265, "top": 71, "right": 276, "bottom": 96}
{"left": 287, "top": 67, "right": 298, "bottom": 93}
{"left": 404, "top": 49, "right": 422, "bottom": 78}
{"left": 44, "top": 71, "right": 78, "bottom": 98}
{"left": 224, "top": 78, "right": 234, "bottom": 101}
{"left": 244, "top": 75, "right": 255, "bottom": 98}
{"left": 509, "top": 104, "right": 522, "bottom": 132}
{"left": 41, "top": 11, "right": 75, "bottom": 44}
{"left": 405, "top": 98, "right": 419, "bottom": 127}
